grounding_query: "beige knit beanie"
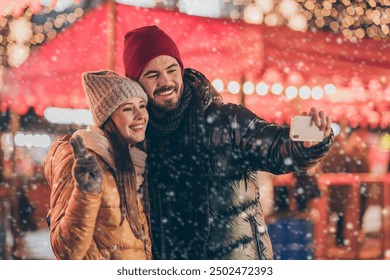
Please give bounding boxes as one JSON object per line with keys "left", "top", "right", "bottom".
{"left": 82, "top": 70, "right": 148, "bottom": 127}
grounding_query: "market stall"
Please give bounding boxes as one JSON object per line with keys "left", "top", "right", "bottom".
{"left": 0, "top": 1, "right": 389, "bottom": 260}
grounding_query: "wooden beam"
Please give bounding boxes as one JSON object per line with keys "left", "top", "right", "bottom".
{"left": 106, "top": 0, "right": 116, "bottom": 70}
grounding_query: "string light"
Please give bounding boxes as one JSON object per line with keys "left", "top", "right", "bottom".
{"left": 239, "top": 0, "right": 389, "bottom": 40}
{"left": 324, "top": 83, "right": 337, "bottom": 95}
{"left": 256, "top": 82, "right": 269, "bottom": 95}
{"left": 299, "top": 85, "right": 311, "bottom": 99}
{"left": 297, "top": 0, "right": 389, "bottom": 40}
{"left": 14, "top": 132, "right": 51, "bottom": 148}
{"left": 271, "top": 83, "right": 284, "bottom": 95}
{"left": 212, "top": 79, "right": 224, "bottom": 92}
{"left": 286, "top": 86, "right": 298, "bottom": 99}
{"left": 219, "top": 78, "right": 338, "bottom": 101}
{"left": 311, "top": 86, "right": 324, "bottom": 100}
{"left": 0, "top": 3, "right": 86, "bottom": 67}
{"left": 228, "top": 81, "right": 240, "bottom": 94}
{"left": 44, "top": 107, "right": 93, "bottom": 125}
{"left": 243, "top": 81, "right": 255, "bottom": 95}
{"left": 243, "top": 4, "right": 263, "bottom": 24}
{"left": 6, "top": 16, "right": 32, "bottom": 67}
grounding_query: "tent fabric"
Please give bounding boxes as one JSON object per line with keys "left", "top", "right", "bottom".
{"left": 1, "top": 3, "right": 390, "bottom": 127}
{"left": 1, "top": 3, "right": 264, "bottom": 115}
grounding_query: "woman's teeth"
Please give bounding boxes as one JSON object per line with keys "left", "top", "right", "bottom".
{"left": 130, "top": 124, "right": 143, "bottom": 130}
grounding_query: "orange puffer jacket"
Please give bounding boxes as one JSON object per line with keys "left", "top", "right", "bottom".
{"left": 44, "top": 131, "right": 152, "bottom": 260}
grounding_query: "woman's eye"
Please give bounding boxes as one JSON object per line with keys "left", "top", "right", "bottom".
{"left": 123, "top": 107, "right": 132, "bottom": 112}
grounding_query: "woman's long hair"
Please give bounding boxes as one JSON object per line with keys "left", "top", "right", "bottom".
{"left": 102, "top": 118, "right": 144, "bottom": 239}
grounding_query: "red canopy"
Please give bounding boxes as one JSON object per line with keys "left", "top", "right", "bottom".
{"left": 2, "top": 2, "right": 390, "bottom": 128}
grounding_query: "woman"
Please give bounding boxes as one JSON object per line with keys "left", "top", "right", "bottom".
{"left": 44, "top": 70, "right": 151, "bottom": 259}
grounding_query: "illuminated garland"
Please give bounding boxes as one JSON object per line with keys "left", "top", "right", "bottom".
{"left": 0, "top": 6, "right": 84, "bottom": 68}
{"left": 1, "top": 0, "right": 389, "bottom": 68}
{"left": 240, "top": 0, "right": 389, "bottom": 40}
{"left": 298, "top": 0, "right": 390, "bottom": 40}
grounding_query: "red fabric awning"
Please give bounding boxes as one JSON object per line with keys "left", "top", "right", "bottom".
{"left": 1, "top": 3, "right": 390, "bottom": 128}
{"left": 1, "top": 3, "right": 264, "bottom": 115}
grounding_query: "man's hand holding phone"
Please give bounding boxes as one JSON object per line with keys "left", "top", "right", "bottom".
{"left": 289, "top": 108, "right": 332, "bottom": 148}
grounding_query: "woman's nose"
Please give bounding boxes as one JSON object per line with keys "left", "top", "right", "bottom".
{"left": 133, "top": 107, "right": 143, "bottom": 119}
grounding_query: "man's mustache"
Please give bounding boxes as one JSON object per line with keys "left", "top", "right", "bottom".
{"left": 154, "top": 85, "right": 177, "bottom": 96}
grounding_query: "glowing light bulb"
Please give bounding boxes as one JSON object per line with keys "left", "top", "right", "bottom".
{"left": 243, "top": 4, "right": 263, "bottom": 24}
{"left": 286, "top": 86, "right": 298, "bottom": 99}
{"left": 243, "top": 82, "right": 255, "bottom": 95}
{"left": 256, "top": 82, "right": 269, "bottom": 96}
{"left": 288, "top": 14, "right": 308, "bottom": 32}
{"left": 299, "top": 86, "right": 311, "bottom": 99}
{"left": 212, "top": 79, "right": 224, "bottom": 92}
{"left": 228, "top": 81, "right": 240, "bottom": 94}
{"left": 311, "top": 86, "right": 324, "bottom": 100}
{"left": 271, "top": 83, "right": 284, "bottom": 95}
{"left": 324, "top": 84, "right": 337, "bottom": 95}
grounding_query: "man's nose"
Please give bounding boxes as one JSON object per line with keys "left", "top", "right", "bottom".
{"left": 157, "top": 73, "right": 169, "bottom": 87}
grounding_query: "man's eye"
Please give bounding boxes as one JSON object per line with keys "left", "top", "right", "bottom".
{"left": 168, "top": 69, "right": 176, "bottom": 74}
{"left": 147, "top": 74, "right": 158, "bottom": 79}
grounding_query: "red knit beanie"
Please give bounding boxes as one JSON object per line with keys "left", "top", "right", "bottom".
{"left": 123, "top": 25, "right": 184, "bottom": 80}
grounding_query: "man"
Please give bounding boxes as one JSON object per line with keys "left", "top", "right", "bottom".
{"left": 123, "top": 25, "right": 333, "bottom": 260}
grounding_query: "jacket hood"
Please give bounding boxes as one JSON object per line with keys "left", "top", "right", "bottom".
{"left": 183, "top": 68, "right": 223, "bottom": 110}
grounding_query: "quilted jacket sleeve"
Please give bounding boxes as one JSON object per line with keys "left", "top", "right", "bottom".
{"left": 44, "top": 138, "right": 103, "bottom": 259}
{"left": 208, "top": 103, "right": 334, "bottom": 176}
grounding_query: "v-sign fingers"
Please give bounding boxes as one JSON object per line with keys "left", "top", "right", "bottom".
{"left": 70, "top": 135, "right": 87, "bottom": 159}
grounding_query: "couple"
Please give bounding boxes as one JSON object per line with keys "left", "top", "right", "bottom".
{"left": 44, "top": 26, "right": 334, "bottom": 260}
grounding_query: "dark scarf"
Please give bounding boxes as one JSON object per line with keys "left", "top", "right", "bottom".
{"left": 147, "top": 82, "right": 193, "bottom": 138}
{"left": 146, "top": 69, "right": 220, "bottom": 259}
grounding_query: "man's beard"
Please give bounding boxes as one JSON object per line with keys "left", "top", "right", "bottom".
{"left": 149, "top": 98, "right": 179, "bottom": 115}
{"left": 149, "top": 85, "right": 181, "bottom": 115}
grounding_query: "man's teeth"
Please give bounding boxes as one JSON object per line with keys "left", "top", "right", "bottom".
{"left": 158, "top": 89, "right": 173, "bottom": 96}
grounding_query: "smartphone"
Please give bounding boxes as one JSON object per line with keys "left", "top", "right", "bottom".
{"left": 289, "top": 115, "right": 324, "bottom": 142}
